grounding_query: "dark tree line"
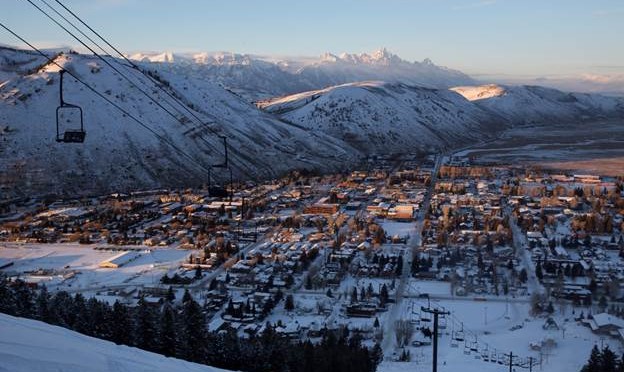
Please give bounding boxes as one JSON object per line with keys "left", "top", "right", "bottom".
{"left": 581, "top": 345, "right": 624, "bottom": 372}
{"left": 0, "top": 277, "right": 381, "bottom": 372}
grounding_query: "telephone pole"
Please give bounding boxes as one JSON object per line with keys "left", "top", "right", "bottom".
{"left": 422, "top": 306, "right": 450, "bottom": 372}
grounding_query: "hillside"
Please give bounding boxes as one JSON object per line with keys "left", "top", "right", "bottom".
{"left": 259, "top": 81, "right": 503, "bottom": 154}
{"left": 128, "top": 48, "right": 475, "bottom": 101}
{"left": 0, "top": 47, "right": 358, "bottom": 198}
{"left": 451, "top": 84, "right": 624, "bottom": 125}
{"left": 0, "top": 313, "right": 231, "bottom": 372}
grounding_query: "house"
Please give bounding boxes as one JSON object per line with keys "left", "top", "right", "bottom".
{"left": 98, "top": 251, "right": 142, "bottom": 268}
{"left": 303, "top": 203, "right": 339, "bottom": 215}
{"left": 584, "top": 313, "right": 624, "bottom": 338}
{"left": 275, "top": 322, "right": 302, "bottom": 340}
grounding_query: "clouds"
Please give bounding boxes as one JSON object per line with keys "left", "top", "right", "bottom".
{"left": 481, "top": 72, "right": 624, "bottom": 96}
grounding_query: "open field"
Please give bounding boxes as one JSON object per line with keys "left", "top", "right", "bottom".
{"left": 379, "top": 280, "right": 622, "bottom": 372}
{"left": 455, "top": 120, "right": 624, "bottom": 176}
{"left": 0, "top": 243, "right": 190, "bottom": 291}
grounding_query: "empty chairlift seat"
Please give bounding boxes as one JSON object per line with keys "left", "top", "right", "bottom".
{"left": 56, "top": 70, "right": 86, "bottom": 143}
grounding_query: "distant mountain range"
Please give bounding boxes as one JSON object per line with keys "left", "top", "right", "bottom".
{"left": 1, "top": 46, "right": 623, "bottom": 197}
{"left": 451, "top": 84, "right": 624, "bottom": 125}
{"left": 126, "top": 48, "right": 475, "bottom": 101}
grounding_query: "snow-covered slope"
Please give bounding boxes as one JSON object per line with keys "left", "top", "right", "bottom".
{"left": 260, "top": 81, "right": 503, "bottom": 154}
{"left": 0, "top": 48, "right": 358, "bottom": 198}
{"left": 452, "top": 84, "right": 624, "bottom": 125}
{"left": 0, "top": 313, "right": 230, "bottom": 372}
{"left": 127, "top": 48, "right": 475, "bottom": 101}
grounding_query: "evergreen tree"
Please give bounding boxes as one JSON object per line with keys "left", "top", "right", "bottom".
{"left": 159, "top": 303, "right": 177, "bottom": 357}
{"left": 72, "top": 293, "right": 90, "bottom": 334}
{"left": 111, "top": 300, "right": 132, "bottom": 346}
{"left": 582, "top": 345, "right": 605, "bottom": 372}
{"left": 535, "top": 262, "right": 544, "bottom": 281}
{"left": 165, "top": 286, "right": 175, "bottom": 303}
{"left": 351, "top": 287, "right": 358, "bottom": 303}
{"left": 395, "top": 256, "right": 403, "bottom": 275}
{"left": 519, "top": 268, "right": 528, "bottom": 283}
{"left": 0, "top": 277, "right": 16, "bottom": 315}
{"left": 380, "top": 284, "right": 389, "bottom": 307}
{"left": 601, "top": 346, "right": 618, "bottom": 372}
{"left": 284, "top": 294, "right": 295, "bottom": 311}
{"left": 135, "top": 296, "right": 158, "bottom": 352}
{"left": 13, "top": 281, "right": 34, "bottom": 318}
{"left": 35, "top": 286, "right": 52, "bottom": 323}
{"left": 180, "top": 295, "right": 206, "bottom": 363}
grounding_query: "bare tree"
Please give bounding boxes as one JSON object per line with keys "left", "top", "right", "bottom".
{"left": 394, "top": 320, "right": 414, "bottom": 347}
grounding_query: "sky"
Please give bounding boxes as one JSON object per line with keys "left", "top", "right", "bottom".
{"left": 2, "top": 0, "right": 624, "bottom": 90}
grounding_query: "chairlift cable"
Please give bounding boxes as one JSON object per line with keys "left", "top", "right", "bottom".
{"left": 50, "top": 0, "right": 255, "bottom": 180}
{"left": 27, "top": 0, "right": 226, "bottom": 162}
{"left": 0, "top": 21, "right": 213, "bottom": 178}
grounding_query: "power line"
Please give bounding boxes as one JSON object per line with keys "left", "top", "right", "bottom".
{"left": 0, "top": 21, "right": 213, "bottom": 178}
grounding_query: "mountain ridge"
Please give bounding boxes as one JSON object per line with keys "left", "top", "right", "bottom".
{"left": 125, "top": 48, "right": 475, "bottom": 100}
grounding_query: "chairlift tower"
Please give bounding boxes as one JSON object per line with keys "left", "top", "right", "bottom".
{"left": 421, "top": 306, "right": 450, "bottom": 372}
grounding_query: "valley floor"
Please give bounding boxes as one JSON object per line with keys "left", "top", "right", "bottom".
{"left": 455, "top": 119, "right": 624, "bottom": 176}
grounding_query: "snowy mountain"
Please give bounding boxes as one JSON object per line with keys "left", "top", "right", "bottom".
{"left": 451, "top": 84, "right": 624, "bottom": 125}
{"left": 0, "top": 313, "right": 231, "bottom": 372}
{"left": 127, "top": 48, "right": 475, "bottom": 101}
{"left": 294, "top": 49, "right": 475, "bottom": 93}
{"left": 0, "top": 47, "right": 358, "bottom": 198}
{"left": 259, "top": 81, "right": 503, "bottom": 154}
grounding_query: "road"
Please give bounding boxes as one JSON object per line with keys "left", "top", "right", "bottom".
{"left": 505, "top": 205, "right": 545, "bottom": 296}
{"left": 381, "top": 154, "right": 443, "bottom": 357}
{"left": 189, "top": 227, "right": 278, "bottom": 295}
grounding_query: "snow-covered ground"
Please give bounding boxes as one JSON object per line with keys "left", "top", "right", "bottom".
{"left": 0, "top": 313, "right": 231, "bottom": 372}
{"left": 0, "top": 243, "right": 190, "bottom": 292}
{"left": 379, "top": 280, "right": 622, "bottom": 372}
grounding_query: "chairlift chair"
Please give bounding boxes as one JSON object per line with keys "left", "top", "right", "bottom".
{"left": 481, "top": 346, "right": 489, "bottom": 361}
{"left": 454, "top": 330, "right": 465, "bottom": 342}
{"left": 463, "top": 340, "right": 471, "bottom": 355}
{"left": 420, "top": 312, "right": 431, "bottom": 323}
{"left": 470, "top": 341, "right": 478, "bottom": 352}
{"left": 56, "top": 70, "right": 85, "bottom": 143}
{"left": 438, "top": 314, "right": 447, "bottom": 329}
{"left": 208, "top": 136, "right": 234, "bottom": 200}
{"left": 450, "top": 337, "right": 459, "bottom": 348}
{"left": 490, "top": 351, "right": 497, "bottom": 363}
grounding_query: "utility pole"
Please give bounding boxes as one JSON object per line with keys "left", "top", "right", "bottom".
{"left": 422, "top": 306, "right": 450, "bottom": 372}
{"left": 508, "top": 351, "right": 513, "bottom": 372}
{"left": 528, "top": 356, "right": 534, "bottom": 372}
